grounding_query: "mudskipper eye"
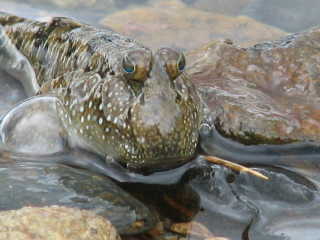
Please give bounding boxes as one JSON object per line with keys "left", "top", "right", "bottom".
{"left": 157, "top": 48, "right": 186, "bottom": 80}
{"left": 177, "top": 53, "right": 186, "bottom": 72}
{"left": 121, "top": 49, "right": 152, "bottom": 83}
{"left": 122, "top": 56, "right": 136, "bottom": 74}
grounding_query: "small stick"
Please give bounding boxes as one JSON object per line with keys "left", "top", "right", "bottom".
{"left": 203, "top": 155, "right": 269, "bottom": 180}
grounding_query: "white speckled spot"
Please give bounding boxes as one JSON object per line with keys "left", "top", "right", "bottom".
{"left": 98, "top": 117, "right": 103, "bottom": 125}
{"left": 81, "top": 116, "right": 84, "bottom": 123}
{"left": 79, "top": 106, "right": 84, "bottom": 113}
{"left": 138, "top": 137, "right": 145, "bottom": 144}
{"left": 99, "top": 103, "right": 103, "bottom": 111}
{"left": 88, "top": 101, "right": 93, "bottom": 108}
{"left": 87, "top": 114, "right": 91, "bottom": 121}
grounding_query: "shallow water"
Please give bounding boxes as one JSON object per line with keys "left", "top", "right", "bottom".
{"left": 1, "top": 0, "right": 320, "bottom": 239}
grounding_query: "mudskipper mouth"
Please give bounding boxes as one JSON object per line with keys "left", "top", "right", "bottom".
{"left": 122, "top": 155, "right": 196, "bottom": 175}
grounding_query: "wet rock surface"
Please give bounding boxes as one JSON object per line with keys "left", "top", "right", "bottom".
{"left": 102, "top": 0, "right": 287, "bottom": 49}
{"left": 0, "top": 206, "right": 121, "bottom": 240}
{"left": 0, "top": 159, "right": 155, "bottom": 235}
{"left": 187, "top": 28, "right": 320, "bottom": 145}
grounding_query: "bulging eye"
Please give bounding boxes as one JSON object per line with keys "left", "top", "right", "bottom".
{"left": 121, "top": 49, "right": 152, "bottom": 83}
{"left": 122, "top": 55, "right": 136, "bottom": 74}
{"left": 157, "top": 48, "right": 186, "bottom": 80}
{"left": 177, "top": 53, "right": 186, "bottom": 72}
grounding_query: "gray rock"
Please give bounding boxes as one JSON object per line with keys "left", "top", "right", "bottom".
{"left": 0, "top": 159, "right": 155, "bottom": 234}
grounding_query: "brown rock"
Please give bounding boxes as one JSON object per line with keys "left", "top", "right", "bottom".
{"left": 187, "top": 28, "right": 320, "bottom": 144}
{"left": 0, "top": 206, "right": 121, "bottom": 240}
{"left": 101, "top": 0, "right": 287, "bottom": 50}
{"left": 170, "top": 221, "right": 228, "bottom": 239}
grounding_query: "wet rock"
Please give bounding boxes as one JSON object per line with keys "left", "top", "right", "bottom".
{"left": 187, "top": 27, "right": 320, "bottom": 144}
{"left": 101, "top": 0, "right": 287, "bottom": 50}
{"left": 242, "top": 0, "right": 320, "bottom": 32}
{"left": 0, "top": 206, "right": 120, "bottom": 240}
{"left": 0, "top": 160, "right": 155, "bottom": 234}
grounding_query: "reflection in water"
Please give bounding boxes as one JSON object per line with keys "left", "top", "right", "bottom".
{"left": 188, "top": 164, "right": 320, "bottom": 240}
{"left": 0, "top": 1, "right": 320, "bottom": 239}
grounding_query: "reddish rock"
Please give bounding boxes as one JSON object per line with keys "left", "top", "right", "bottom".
{"left": 187, "top": 28, "right": 320, "bottom": 143}
{"left": 101, "top": 0, "right": 287, "bottom": 50}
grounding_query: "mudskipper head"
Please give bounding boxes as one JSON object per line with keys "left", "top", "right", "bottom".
{"left": 101, "top": 47, "right": 202, "bottom": 172}
{"left": 52, "top": 46, "right": 202, "bottom": 173}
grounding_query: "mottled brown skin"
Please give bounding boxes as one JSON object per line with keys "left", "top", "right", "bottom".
{"left": 0, "top": 13, "right": 202, "bottom": 172}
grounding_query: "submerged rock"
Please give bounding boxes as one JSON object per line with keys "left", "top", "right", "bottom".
{"left": 0, "top": 206, "right": 120, "bottom": 240}
{"left": 102, "top": 0, "right": 287, "bottom": 49}
{"left": 0, "top": 159, "right": 155, "bottom": 235}
{"left": 187, "top": 27, "right": 320, "bottom": 144}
